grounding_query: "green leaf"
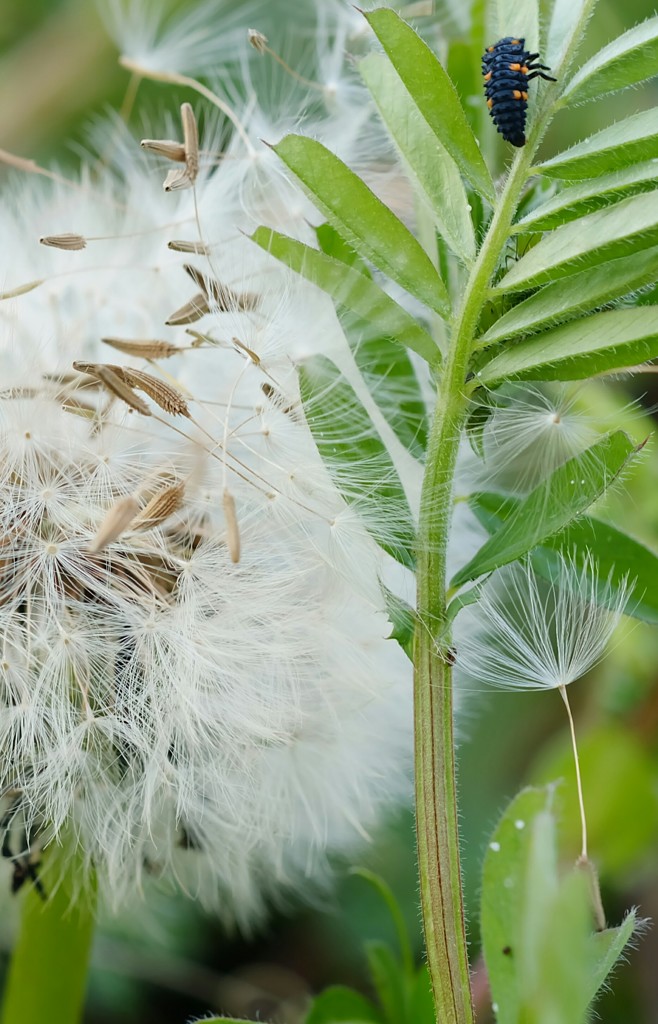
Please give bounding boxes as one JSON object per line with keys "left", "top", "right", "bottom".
{"left": 450, "top": 431, "right": 636, "bottom": 586}
{"left": 363, "top": 8, "right": 495, "bottom": 201}
{"left": 496, "top": 190, "right": 658, "bottom": 292}
{"left": 316, "top": 222, "right": 371, "bottom": 273}
{"left": 409, "top": 967, "right": 436, "bottom": 1024}
{"left": 350, "top": 327, "right": 428, "bottom": 459}
{"left": 588, "top": 912, "right": 638, "bottom": 1001}
{"left": 562, "top": 15, "right": 658, "bottom": 103}
{"left": 298, "top": 355, "right": 416, "bottom": 569}
{"left": 202, "top": 1019, "right": 258, "bottom": 1023}
{"left": 351, "top": 868, "right": 415, "bottom": 979}
{"left": 479, "top": 246, "right": 658, "bottom": 346}
{"left": 272, "top": 134, "right": 449, "bottom": 316}
{"left": 545, "top": 0, "right": 590, "bottom": 68}
{"left": 305, "top": 985, "right": 384, "bottom": 1024}
{"left": 360, "top": 53, "right": 476, "bottom": 263}
{"left": 481, "top": 786, "right": 557, "bottom": 1024}
{"left": 536, "top": 107, "right": 658, "bottom": 179}
{"left": 514, "top": 161, "right": 658, "bottom": 232}
{"left": 366, "top": 941, "right": 409, "bottom": 1024}
{"left": 493, "top": 0, "right": 539, "bottom": 53}
{"left": 476, "top": 307, "right": 658, "bottom": 383}
{"left": 383, "top": 587, "right": 415, "bottom": 660}
{"left": 250, "top": 227, "right": 439, "bottom": 365}
{"left": 471, "top": 494, "right": 658, "bottom": 623}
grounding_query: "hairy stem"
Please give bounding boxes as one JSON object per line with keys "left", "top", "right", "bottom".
{"left": 0, "top": 847, "right": 96, "bottom": 1024}
{"left": 412, "top": 3, "right": 598, "bottom": 1005}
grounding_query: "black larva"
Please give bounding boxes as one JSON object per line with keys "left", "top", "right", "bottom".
{"left": 482, "top": 38, "right": 556, "bottom": 147}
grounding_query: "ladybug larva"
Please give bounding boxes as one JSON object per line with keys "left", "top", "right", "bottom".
{"left": 482, "top": 38, "right": 556, "bottom": 147}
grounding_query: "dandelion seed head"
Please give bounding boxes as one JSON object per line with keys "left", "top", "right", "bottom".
{"left": 0, "top": 107, "right": 413, "bottom": 925}
{"left": 454, "top": 553, "right": 629, "bottom": 693}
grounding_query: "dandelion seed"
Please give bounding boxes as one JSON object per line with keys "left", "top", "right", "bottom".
{"left": 101, "top": 338, "right": 180, "bottom": 359}
{"left": 132, "top": 481, "right": 185, "bottom": 530}
{"left": 165, "top": 293, "right": 210, "bottom": 325}
{"left": 167, "top": 240, "right": 211, "bottom": 254}
{"left": 455, "top": 553, "right": 630, "bottom": 867}
{"left": 223, "top": 489, "right": 241, "bottom": 563}
{"left": 39, "top": 234, "right": 87, "bottom": 251}
{"left": 140, "top": 138, "right": 186, "bottom": 161}
{"left": 89, "top": 494, "right": 140, "bottom": 552}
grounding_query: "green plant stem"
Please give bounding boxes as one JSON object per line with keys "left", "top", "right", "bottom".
{"left": 1, "top": 848, "right": 96, "bottom": 1024}
{"left": 412, "top": 22, "right": 598, "bottom": 1010}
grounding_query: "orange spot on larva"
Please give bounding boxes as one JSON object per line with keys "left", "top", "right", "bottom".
{"left": 484, "top": 71, "right": 492, "bottom": 81}
{"left": 509, "top": 62, "right": 521, "bottom": 71}
{"left": 487, "top": 98, "right": 493, "bottom": 108}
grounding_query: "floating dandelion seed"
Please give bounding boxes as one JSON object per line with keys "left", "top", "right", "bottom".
{"left": 455, "top": 553, "right": 630, "bottom": 871}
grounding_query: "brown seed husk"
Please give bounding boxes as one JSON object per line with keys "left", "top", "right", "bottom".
{"left": 132, "top": 481, "right": 185, "bottom": 530}
{"left": 223, "top": 489, "right": 241, "bottom": 563}
{"left": 181, "top": 102, "right": 199, "bottom": 184}
{"left": 247, "top": 28, "right": 269, "bottom": 53}
{"left": 94, "top": 365, "right": 152, "bottom": 416}
{"left": 40, "top": 233, "right": 86, "bottom": 251}
{"left": 0, "top": 280, "right": 44, "bottom": 300}
{"left": 183, "top": 264, "right": 257, "bottom": 312}
{"left": 121, "top": 367, "right": 190, "bottom": 417}
{"left": 167, "top": 240, "right": 211, "bottom": 255}
{"left": 140, "top": 139, "right": 186, "bottom": 162}
{"left": 89, "top": 494, "right": 140, "bottom": 552}
{"left": 166, "top": 292, "right": 209, "bottom": 325}
{"left": 261, "top": 382, "right": 297, "bottom": 418}
{"left": 101, "top": 337, "right": 180, "bottom": 359}
{"left": 163, "top": 167, "right": 194, "bottom": 192}
{"left": 233, "top": 337, "right": 260, "bottom": 365}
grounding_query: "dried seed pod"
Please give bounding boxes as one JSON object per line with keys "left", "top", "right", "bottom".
{"left": 167, "top": 240, "right": 211, "bottom": 255}
{"left": 101, "top": 338, "right": 180, "bottom": 359}
{"left": 89, "top": 494, "right": 140, "bottom": 552}
{"left": 163, "top": 167, "right": 194, "bottom": 192}
{"left": 0, "top": 280, "right": 44, "bottom": 300}
{"left": 248, "top": 28, "right": 269, "bottom": 53}
{"left": 165, "top": 293, "right": 209, "bottom": 326}
{"left": 223, "top": 489, "right": 241, "bottom": 563}
{"left": 93, "top": 365, "right": 152, "bottom": 416}
{"left": 181, "top": 102, "right": 199, "bottom": 184}
{"left": 140, "top": 139, "right": 186, "bottom": 162}
{"left": 40, "top": 234, "right": 86, "bottom": 251}
{"left": 132, "top": 481, "right": 185, "bottom": 530}
{"left": 121, "top": 368, "right": 190, "bottom": 417}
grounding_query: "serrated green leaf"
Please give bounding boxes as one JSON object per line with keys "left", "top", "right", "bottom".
{"left": 350, "top": 328, "right": 428, "bottom": 459}
{"left": 299, "top": 355, "right": 416, "bottom": 568}
{"left": 305, "top": 985, "right": 384, "bottom": 1024}
{"left": 363, "top": 8, "right": 495, "bottom": 201}
{"left": 366, "top": 941, "right": 409, "bottom": 1024}
{"left": 360, "top": 53, "right": 475, "bottom": 263}
{"left": 450, "top": 431, "right": 636, "bottom": 586}
{"left": 496, "top": 190, "right": 658, "bottom": 293}
{"left": 470, "top": 494, "right": 658, "bottom": 623}
{"left": 273, "top": 134, "right": 449, "bottom": 316}
{"left": 383, "top": 588, "right": 415, "bottom": 660}
{"left": 446, "top": 579, "right": 488, "bottom": 624}
{"left": 202, "top": 1019, "right": 257, "bottom": 1023}
{"left": 514, "top": 161, "right": 658, "bottom": 232}
{"left": 481, "top": 786, "right": 557, "bottom": 1024}
{"left": 250, "top": 227, "right": 439, "bottom": 365}
{"left": 562, "top": 15, "right": 658, "bottom": 104}
{"left": 536, "top": 107, "right": 658, "bottom": 179}
{"left": 479, "top": 246, "right": 658, "bottom": 346}
{"left": 493, "top": 0, "right": 539, "bottom": 53}
{"left": 476, "top": 307, "right": 658, "bottom": 383}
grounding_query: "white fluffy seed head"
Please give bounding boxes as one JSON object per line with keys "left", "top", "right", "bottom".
{"left": 0, "top": 87, "right": 414, "bottom": 925}
{"left": 454, "top": 553, "right": 630, "bottom": 693}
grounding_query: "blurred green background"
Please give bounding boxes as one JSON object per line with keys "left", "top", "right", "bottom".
{"left": 1, "top": 1, "right": 658, "bottom": 1021}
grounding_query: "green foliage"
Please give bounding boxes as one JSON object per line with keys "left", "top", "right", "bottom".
{"left": 481, "top": 787, "right": 638, "bottom": 1024}
{"left": 561, "top": 14, "right": 658, "bottom": 103}
{"left": 451, "top": 432, "right": 637, "bottom": 586}
{"left": 250, "top": 227, "right": 439, "bottom": 363}
{"left": 477, "top": 308, "right": 658, "bottom": 382}
{"left": 272, "top": 135, "right": 450, "bottom": 315}
{"left": 363, "top": 8, "right": 494, "bottom": 201}
{"left": 470, "top": 492, "right": 658, "bottom": 623}
{"left": 536, "top": 108, "right": 658, "bottom": 179}
{"left": 304, "top": 872, "right": 435, "bottom": 1024}
{"left": 298, "top": 355, "right": 416, "bottom": 569}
